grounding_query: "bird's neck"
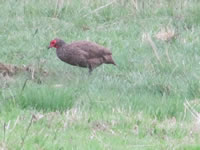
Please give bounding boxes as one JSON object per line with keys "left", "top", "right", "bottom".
{"left": 56, "top": 45, "right": 66, "bottom": 61}
{"left": 56, "top": 40, "right": 67, "bottom": 49}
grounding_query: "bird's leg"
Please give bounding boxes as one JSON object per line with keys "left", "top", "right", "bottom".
{"left": 89, "top": 67, "right": 93, "bottom": 75}
{"left": 88, "top": 65, "right": 93, "bottom": 75}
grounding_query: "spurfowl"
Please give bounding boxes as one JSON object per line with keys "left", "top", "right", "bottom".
{"left": 48, "top": 38, "right": 116, "bottom": 73}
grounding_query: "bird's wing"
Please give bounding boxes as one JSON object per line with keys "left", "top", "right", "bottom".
{"left": 67, "top": 41, "right": 112, "bottom": 58}
{"left": 63, "top": 44, "right": 89, "bottom": 58}
{"left": 59, "top": 46, "right": 89, "bottom": 67}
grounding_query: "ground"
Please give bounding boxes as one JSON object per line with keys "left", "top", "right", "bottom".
{"left": 0, "top": 0, "right": 200, "bottom": 149}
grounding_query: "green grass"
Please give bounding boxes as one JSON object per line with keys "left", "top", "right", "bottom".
{"left": 0, "top": 0, "right": 200, "bottom": 149}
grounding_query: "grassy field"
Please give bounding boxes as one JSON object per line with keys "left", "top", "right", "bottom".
{"left": 0, "top": 0, "right": 200, "bottom": 149}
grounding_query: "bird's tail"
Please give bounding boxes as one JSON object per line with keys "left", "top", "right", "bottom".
{"left": 111, "top": 60, "right": 117, "bottom": 66}
{"left": 103, "top": 55, "right": 117, "bottom": 66}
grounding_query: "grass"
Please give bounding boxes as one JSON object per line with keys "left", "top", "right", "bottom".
{"left": 0, "top": 0, "right": 200, "bottom": 149}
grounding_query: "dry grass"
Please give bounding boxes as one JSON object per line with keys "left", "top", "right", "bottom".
{"left": 155, "top": 27, "right": 176, "bottom": 42}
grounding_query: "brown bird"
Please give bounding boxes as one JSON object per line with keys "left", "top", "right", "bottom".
{"left": 48, "top": 38, "right": 116, "bottom": 73}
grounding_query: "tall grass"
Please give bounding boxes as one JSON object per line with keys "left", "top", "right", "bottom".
{"left": 0, "top": 0, "right": 200, "bottom": 118}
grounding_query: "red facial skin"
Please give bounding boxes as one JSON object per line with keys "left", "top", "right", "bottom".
{"left": 48, "top": 40, "right": 57, "bottom": 49}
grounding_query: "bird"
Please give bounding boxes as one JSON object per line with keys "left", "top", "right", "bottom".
{"left": 48, "top": 38, "right": 116, "bottom": 73}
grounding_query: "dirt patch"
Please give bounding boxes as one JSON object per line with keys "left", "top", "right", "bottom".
{"left": 0, "top": 62, "right": 48, "bottom": 78}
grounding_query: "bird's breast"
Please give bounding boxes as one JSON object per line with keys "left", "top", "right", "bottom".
{"left": 56, "top": 48, "right": 67, "bottom": 61}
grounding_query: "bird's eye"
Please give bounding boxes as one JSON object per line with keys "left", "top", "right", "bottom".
{"left": 51, "top": 40, "right": 56, "bottom": 45}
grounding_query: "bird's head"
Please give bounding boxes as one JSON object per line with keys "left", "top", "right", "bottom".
{"left": 48, "top": 38, "right": 65, "bottom": 49}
